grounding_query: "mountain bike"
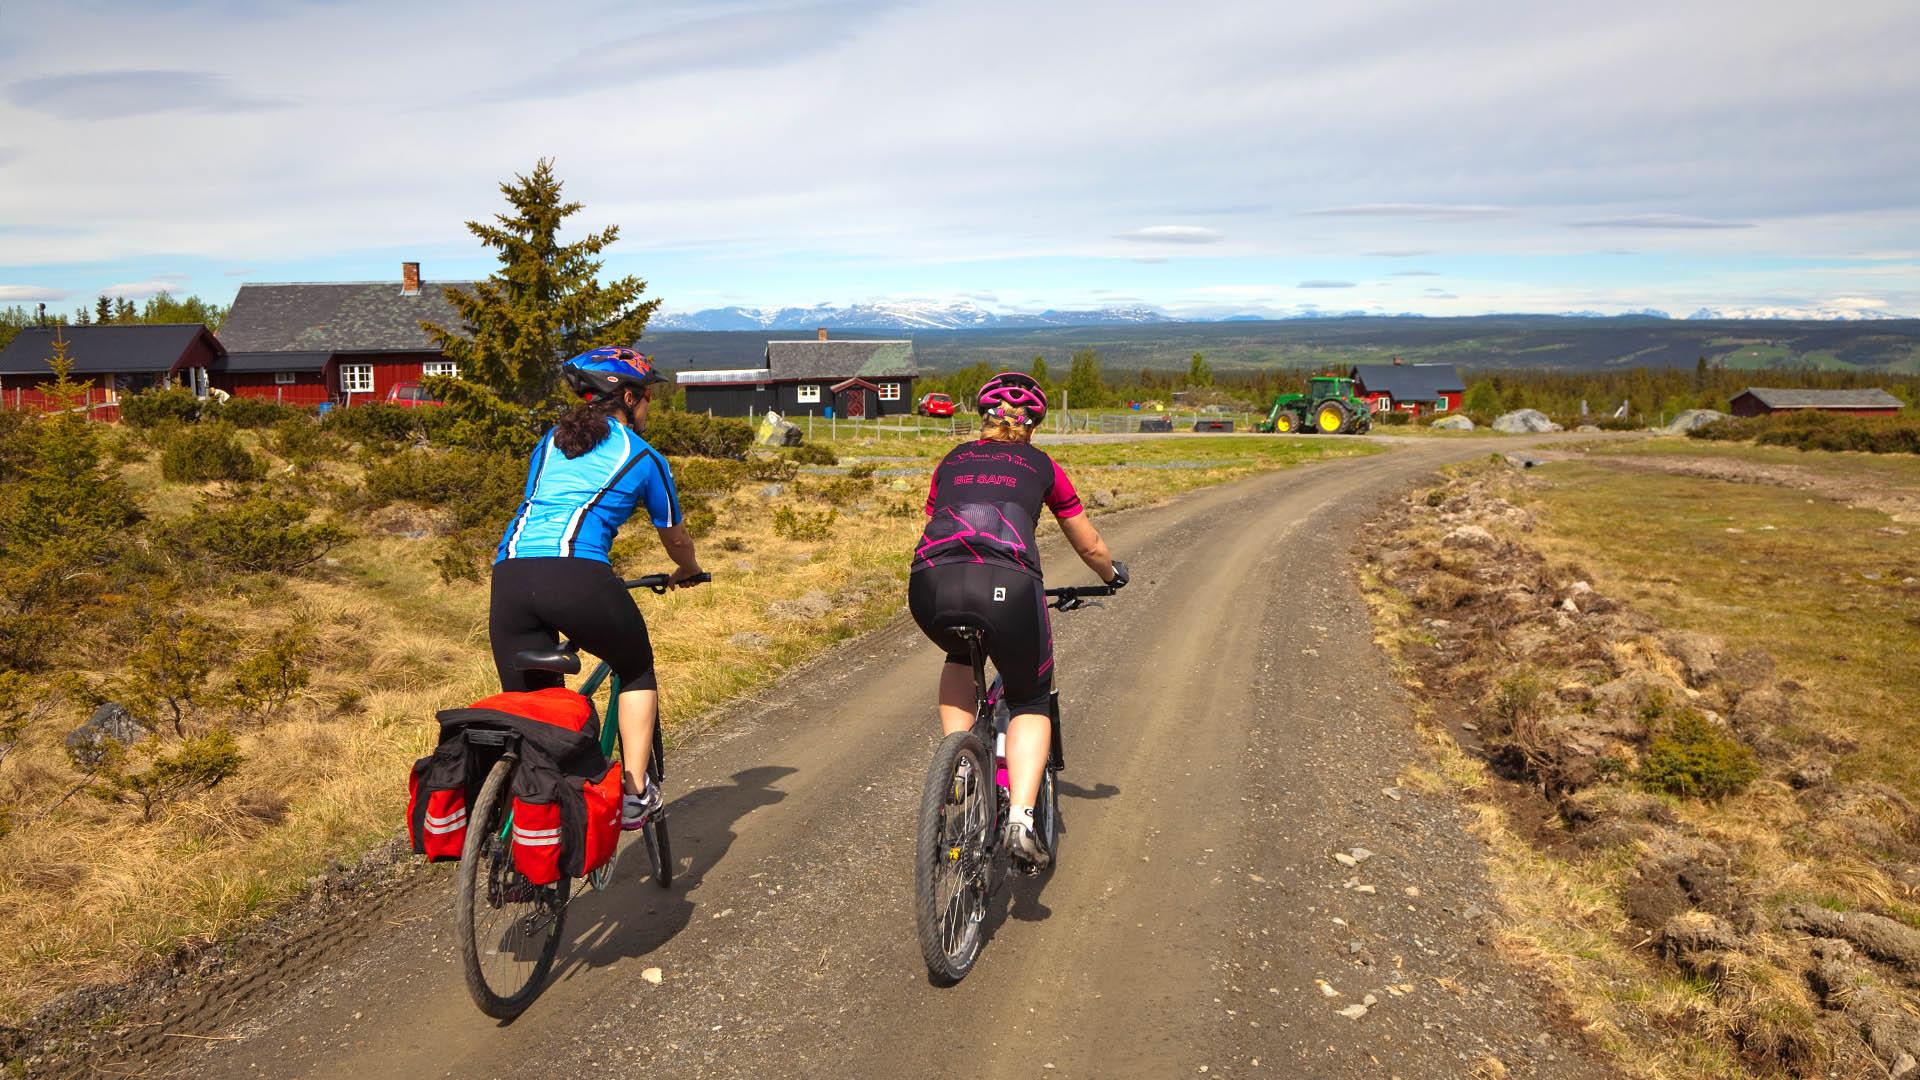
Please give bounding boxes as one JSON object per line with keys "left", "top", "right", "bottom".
{"left": 914, "top": 581, "right": 1117, "bottom": 984}
{"left": 455, "top": 571, "right": 709, "bottom": 1019}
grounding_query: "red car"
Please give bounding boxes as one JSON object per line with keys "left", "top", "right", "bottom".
{"left": 385, "top": 381, "right": 442, "bottom": 408}
{"left": 918, "top": 392, "right": 954, "bottom": 417}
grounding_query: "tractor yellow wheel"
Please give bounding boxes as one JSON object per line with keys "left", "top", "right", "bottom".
{"left": 1275, "top": 414, "right": 1294, "bottom": 432}
{"left": 1317, "top": 406, "right": 1345, "bottom": 433}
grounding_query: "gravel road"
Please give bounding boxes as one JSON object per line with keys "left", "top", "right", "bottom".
{"left": 98, "top": 438, "right": 1611, "bottom": 1080}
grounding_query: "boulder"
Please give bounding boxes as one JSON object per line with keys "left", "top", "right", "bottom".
{"left": 769, "top": 591, "right": 833, "bottom": 621}
{"left": 65, "top": 702, "right": 145, "bottom": 769}
{"left": 1443, "top": 524, "right": 1499, "bottom": 550}
{"left": 1492, "top": 409, "right": 1563, "bottom": 434}
{"left": 756, "top": 411, "right": 804, "bottom": 448}
{"left": 1431, "top": 414, "right": 1475, "bottom": 431}
{"left": 1663, "top": 409, "right": 1727, "bottom": 435}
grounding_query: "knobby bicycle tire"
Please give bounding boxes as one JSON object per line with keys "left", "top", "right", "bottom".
{"left": 456, "top": 757, "right": 569, "bottom": 1019}
{"left": 916, "top": 731, "right": 992, "bottom": 984}
{"left": 645, "top": 813, "right": 673, "bottom": 888}
{"left": 1036, "top": 766, "right": 1061, "bottom": 867}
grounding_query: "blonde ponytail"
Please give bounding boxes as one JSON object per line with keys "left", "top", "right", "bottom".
{"left": 980, "top": 407, "right": 1031, "bottom": 442}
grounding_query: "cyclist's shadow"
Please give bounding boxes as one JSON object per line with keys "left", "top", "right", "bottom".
{"left": 549, "top": 764, "right": 794, "bottom": 981}
{"left": 986, "top": 778, "right": 1122, "bottom": 930}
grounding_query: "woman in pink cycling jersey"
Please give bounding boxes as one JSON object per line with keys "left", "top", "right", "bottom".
{"left": 909, "top": 372, "right": 1127, "bottom": 869}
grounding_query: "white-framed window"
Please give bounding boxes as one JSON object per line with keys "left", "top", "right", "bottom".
{"left": 422, "top": 360, "right": 458, "bottom": 379}
{"left": 274, "top": 371, "right": 297, "bottom": 385}
{"left": 796, "top": 384, "right": 821, "bottom": 404}
{"left": 1434, "top": 397, "right": 1449, "bottom": 411}
{"left": 878, "top": 382, "right": 901, "bottom": 402}
{"left": 340, "top": 364, "right": 374, "bottom": 393}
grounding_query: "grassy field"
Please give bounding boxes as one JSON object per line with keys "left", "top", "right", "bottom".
{"left": 0, "top": 427, "right": 1372, "bottom": 1023}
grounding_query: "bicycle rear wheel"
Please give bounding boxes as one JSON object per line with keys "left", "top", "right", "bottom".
{"left": 1036, "top": 765, "right": 1061, "bottom": 866}
{"left": 916, "top": 731, "right": 993, "bottom": 984}
{"left": 456, "top": 757, "right": 569, "bottom": 1019}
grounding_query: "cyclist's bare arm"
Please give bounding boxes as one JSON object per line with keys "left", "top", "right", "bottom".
{"left": 1056, "top": 513, "right": 1116, "bottom": 583}
{"left": 656, "top": 524, "right": 706, "bottom": 586}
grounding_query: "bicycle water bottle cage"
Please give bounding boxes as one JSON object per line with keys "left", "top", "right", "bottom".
{"left": 513, "top": 647, "right": 581, "bottom": 676}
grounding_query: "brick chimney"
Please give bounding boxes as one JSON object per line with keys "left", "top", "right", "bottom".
{"left": 817, "top": 327, "right": 828, "bottom": 341}
{"left": 401, "top": 262, "right": 421, "bottom": 296}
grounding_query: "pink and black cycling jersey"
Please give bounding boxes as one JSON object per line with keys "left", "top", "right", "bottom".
{"left": 913, "top": 440, "right": 1083, "bottom": 579}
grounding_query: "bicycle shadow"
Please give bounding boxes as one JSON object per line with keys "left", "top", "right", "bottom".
{"left": 982, "top": 778, "right": 1121, "bottom": 935}
{"left": 546, "top": 765, "right": 795, "bottom": 987}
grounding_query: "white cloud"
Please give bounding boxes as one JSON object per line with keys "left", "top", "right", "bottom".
{"left": 1118, "top": 226, "right": 1224, "bottom": 244}
{"left": 0, "top": 284, "right": 66, "bottom": 301}
{"left": 100, "top": 276, "right": 187, "bottom": 299}
{"left": 1303, "top": 204, "right": 1508, "bottom": 219}
{"left": 1298, "top": 279, "right": 1356, "bottom": 289}
{"left": 1568, "top": 213, "right": 1753, "bottom": 230}
{"left": 1828, "top": 295, "right": 1887, "bottom": 310}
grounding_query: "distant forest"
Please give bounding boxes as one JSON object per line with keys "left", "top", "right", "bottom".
{"left": 644, "top": 316, "right": 1920, "bottom": 376}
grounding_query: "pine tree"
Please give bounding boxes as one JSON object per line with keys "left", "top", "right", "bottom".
{"left": 94, "top": 296, "right": 113, "bottom": 324}
{"left": 114, "top": 298, "right": 138, "bottom": 323}
{"left": 1066, "top": 349, "right": 1105, "bottom": 409}
{"left": 1187, "top": 352, "right": 1213, "bottom": 387}
{"left": 1028, "top": 355, "right": 1050, "bottom": 386}
{"left": 423, "top": 159, "right": 662, "bottom": 407}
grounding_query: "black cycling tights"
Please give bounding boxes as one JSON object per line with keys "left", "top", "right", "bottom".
{"left": 489, "top": 557, "right": 656, "bottom": 693}
{"left": 908, "top": 564, "right": 1053, "bottom": 715}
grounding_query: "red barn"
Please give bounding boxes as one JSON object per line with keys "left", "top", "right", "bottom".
{"left": 1350, "top": 361, "right": 1464, "bottom": 415}
{"left": 0, "top": 324, "right": 224, "bottom": 421}
{"left": 214, "top": 262, "right": 471, "bottom": 407}
{"left": 1728, "top": 387, "right": 1904, "bottom": 417}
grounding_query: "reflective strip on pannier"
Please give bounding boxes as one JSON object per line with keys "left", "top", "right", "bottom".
{"left": 510, "top": 799, "right": 564, "bottom": 885}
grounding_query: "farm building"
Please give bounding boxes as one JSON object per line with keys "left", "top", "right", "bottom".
{"left": 214, "top": 262, "right": 470, "bottom": 407}
{"left": 0, "top": 324, "right": 225, "bottom": 420}
{"left": 678, "top": 330, "right": 917, "bottom": 418}
{"left": 1728, "top": 387, "right": 1904, "bottom": 417}
{"left": 1350, "top": 361, "right": 1464, "bottom": 415}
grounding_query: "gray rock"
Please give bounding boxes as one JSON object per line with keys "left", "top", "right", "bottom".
{"left": 729, "top": 632, "right": 773, "bottom": 650}
{"left": 1491, "top": 409, "right": 1563, "bottom": 434}
{"left": 757, "top": 416, "right": 804, "bottom": 447}
{"left": 758, "top": 483, "right": 788, "bottom": 499}
{"left": 1431, "top": 414, "right": 1475, "bottom": 431}
{"left": 1575, "top": 424, "right": 1602, "bottom": 433}
{"left": 1443, "top": 524, "right": 1499, "bottom": 550}
{"left": 65, "top": 702, "right": 146, "bottom": 769}
{"left": 1662, "top": 409, "right": 1727, "bottom": 435}
{"left": 1664, "top": 631, "right": 1724, "bottom": 687}
{"left": 769, "top": 591, "right": 834, "bottom": 621}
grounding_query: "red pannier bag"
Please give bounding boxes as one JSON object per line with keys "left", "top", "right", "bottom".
{"left": 575, "top": 762, "right": 622, "bottom": 877}
{"left": 510, "top": 797, "right": 564, "bottom": 885}
{"left": 512, "top": 760, "right": 623, "bottom": 884}
{"left": 468, "top": 688, "right": 595, "bottom": 737}
{"left": 407, "top": 743, "right": 471, "bottom": 861}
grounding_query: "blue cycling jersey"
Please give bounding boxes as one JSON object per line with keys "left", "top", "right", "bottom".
{"left": 495, "top": 421, "right": 681, "bottom": 564}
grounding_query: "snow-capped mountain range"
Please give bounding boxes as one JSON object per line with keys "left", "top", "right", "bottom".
{"left": 648, "top": 300, "right": 1910, "bottom": 331}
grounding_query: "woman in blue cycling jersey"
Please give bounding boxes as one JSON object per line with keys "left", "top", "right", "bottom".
{"left": 490, "top": 347, "right": 706, "bottom": 828}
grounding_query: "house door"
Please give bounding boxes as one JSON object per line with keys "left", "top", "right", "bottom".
{"left": 845, "top": 390, "right": 866, "bottom": 418}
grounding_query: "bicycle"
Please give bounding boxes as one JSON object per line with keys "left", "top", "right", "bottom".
{"left": 914, "top": 581, "right": 1118, "bottom": 984}
{"left": 454, "top": 571, "right": 709, "bottom": 1019}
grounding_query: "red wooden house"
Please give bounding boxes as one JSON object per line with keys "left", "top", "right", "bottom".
{"left": 213, "top": 262, "right": 471, "bottom": 407}
{"left": 0, "top": 324, "right": 224, "bottom": 421}
{"left": 1350, "top": 361, "right": 1464, "bottom": 415}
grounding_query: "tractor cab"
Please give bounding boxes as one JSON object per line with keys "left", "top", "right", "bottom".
{"left": 1307, "top": 376, "right": 1355, "bottom": 402}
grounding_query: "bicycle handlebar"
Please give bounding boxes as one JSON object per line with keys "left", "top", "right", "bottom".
{"left": 624, "top": 571, "right": 713, "bottom": 594}
{"left": 1044, "top": 582, "right": 1119, "bottom": 611}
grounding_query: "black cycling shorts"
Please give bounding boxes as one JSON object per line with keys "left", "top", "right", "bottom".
{"left": 908, "top": 564, "right": 1053, "bottom": 716}
{"left": 489, "top": 557, "right": 656, "bottom": 693}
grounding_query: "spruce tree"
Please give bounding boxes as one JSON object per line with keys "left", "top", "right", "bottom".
{"left": 95, "top": 296, "right": 113, "bottom": 324}
{"left": 1187, "top": 352, "right": 1213, "bottom": 387}
{"left": 424, "top": 158, "right": 661, "bottom": 407}
{"left": 1066, "top": 348, "right": 1105, "bottom": 409}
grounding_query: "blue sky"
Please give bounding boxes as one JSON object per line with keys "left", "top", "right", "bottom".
{"left": 2, "top": 0, "right": 1918, "bottom": 319}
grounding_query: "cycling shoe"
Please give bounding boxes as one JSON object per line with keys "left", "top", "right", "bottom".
{"left": 1003, "top": 820, "right": 1051, "bottom": 874}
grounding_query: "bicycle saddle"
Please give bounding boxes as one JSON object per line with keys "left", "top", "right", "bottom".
{"left": 513, "top": 648, "right": 581, "bottom": 675}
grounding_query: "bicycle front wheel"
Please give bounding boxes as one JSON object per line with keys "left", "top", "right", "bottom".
{"left": 455, "top": 757, "right": 570, "bottom": 1019}
{"left": 645, "top": 812, "right": 673, "bottom": 888}
{"left": 916, "top": 731, "right": 993, "bottom": 984}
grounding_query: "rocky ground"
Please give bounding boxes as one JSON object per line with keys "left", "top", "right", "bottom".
{"left": 1360, "top": 459, "right": 1920, "bottom": 1077}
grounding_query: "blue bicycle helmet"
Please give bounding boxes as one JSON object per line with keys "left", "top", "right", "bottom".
{"left": 562, "top": 346, "right": 666, "bottom": 400}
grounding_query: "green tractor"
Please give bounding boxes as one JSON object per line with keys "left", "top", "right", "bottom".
{"left": 1257, "top": 375, "right": 1373, "bottom": 435}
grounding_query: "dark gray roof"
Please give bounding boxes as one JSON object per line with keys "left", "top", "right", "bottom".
{"left": 218, "top": 281, "right": 473, "bottom": 353}
{"left": 0, "top": 324, "right": 222, "bottom": 375}
{"left": 218, "top": 350, "right": 330, "bottom": 373}
{"left": 764, "top": 339, "right": 916, "bottom": 381}
{"left": 1350, "top": 363, "right": 1463, "bottom": 402}
{"left": 1737, "top": 387, "right": 1905, "bottom": 410}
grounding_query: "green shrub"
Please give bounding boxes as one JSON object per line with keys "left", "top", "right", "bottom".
{"left": 682, "top": 499, "right": 718, "bottom": 539}
{"left": 88, "top": 728, "right": 245, "bottom": 821}
{"left": 321, "top": 403, "right": 442, "bottom": 448}
{"left": 118, "top": 610, "right": 228, "bottom": 736}
{"left": 643, "top": 410, "right": 751, "bottom": 460}
{"left": 210, "top": 397, "right": 303, "bottom": 429}
{"left": 119, "top": 388, "right": 203, "bottom": 429}
{"left": 745, "top": 455, "right": 798, "bottom": 482}
{"left": 230, "top": 624, "right": 314, "bottom": 717}
{"left": 1690, "top": 411, "right": 1920, "bottom": 454}
{"left": 363, "top": 448, "right": 522, "bottom": 528}
{"left": 772, "top": 507, "right": 837, "bottom": 541}
{"left": 1373, "top": 410, "right": 1412, "bottom": 426}
{"left": 787, "top": 442, "right": 838, "bottom": 466}
{"left": 846, "top": 462, "right": 876, "bottom": 479}
{"left": 156, "top": 490, "right": 350, "bottom": 574}
{"left": 818, "top": 476, "right": 875, "bottom": 507}
{"left": 160, "top": 422, "right": 266, "bottom": 483}
{"left": 1638, "top": 710, "right": 1760, "bottom": 799}
{"left": 268, "top": 417, "right": 347, "bottom": 468}
{"left": 671, "top": 457, "right": 746, "bottom": 497}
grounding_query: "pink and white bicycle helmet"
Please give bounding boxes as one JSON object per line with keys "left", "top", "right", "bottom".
{"left": 976, "top": 371, "right": 1048, "bottom": 426}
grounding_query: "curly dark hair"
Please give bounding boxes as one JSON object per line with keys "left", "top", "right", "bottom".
{"left": 553, "top": 390, "right": 641, "bottom": 458}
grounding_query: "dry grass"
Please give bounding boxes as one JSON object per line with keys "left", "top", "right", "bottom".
{"left": 0, "top": 430, "right": 1365, "bottom": 1023}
